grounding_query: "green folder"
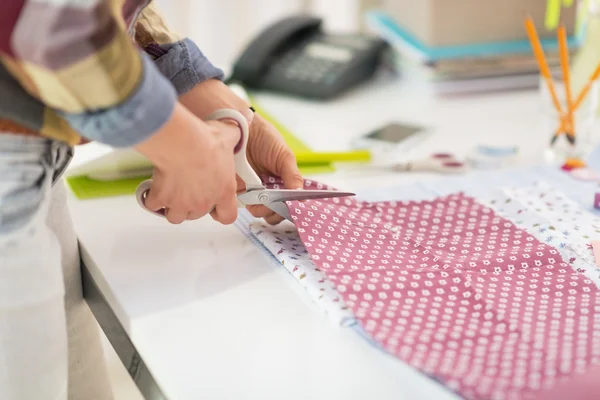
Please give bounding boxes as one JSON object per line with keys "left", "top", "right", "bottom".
{"left": 66, "top": 97, "right": 343, "bottom": 200}
{"left": 66, "top": 175, "right": 150, "bottom": 200}
{"left": 65, "top": 163, "right": 337, "bottom": 200}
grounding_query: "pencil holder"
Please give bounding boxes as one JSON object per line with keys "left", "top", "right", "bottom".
{"left": 539, "top": 74, "right": 600, "bottom": 163}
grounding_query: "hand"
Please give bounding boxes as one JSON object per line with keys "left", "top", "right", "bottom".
{"left": 134, "top": 102, "right": 241, "bottom": 225}
{"left": 244, "top": 113, "right": 304, "bottom": 224}
{"left": 180, "top": 79, "right": 304, "bottom": 224}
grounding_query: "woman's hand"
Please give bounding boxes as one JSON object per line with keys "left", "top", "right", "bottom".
{"left": 180, "top": 79, "right": 304, "bottom": 224}
{"left": 134, "top": 102, "right": 241, "bottom": 225}
{"left": 244, "top": 113, "right": 303, "bottom": 224}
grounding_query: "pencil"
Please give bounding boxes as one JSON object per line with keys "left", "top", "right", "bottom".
{"left": 524, "top": 16, "right": 564, "bottom": 115}
{"left": 558, "top": 24, "right": 575, "bottom": 143}
{"left": 572, "top": 63, "right": 600, "bottom": 111}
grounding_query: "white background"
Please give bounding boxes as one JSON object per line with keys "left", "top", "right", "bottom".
{"left": 154, "top": 0, "right": 366, "bottom": 68}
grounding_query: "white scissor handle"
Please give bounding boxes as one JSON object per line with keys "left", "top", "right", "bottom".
{"left": 135, "top": 108, "right": 262, "bottom": 219}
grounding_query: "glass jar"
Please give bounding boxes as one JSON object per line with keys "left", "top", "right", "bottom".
{"left": 539, "top": 74, "right": 600, "bottom": 164}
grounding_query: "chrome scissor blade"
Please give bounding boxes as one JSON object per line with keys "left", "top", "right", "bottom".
{"left": 237, "top": 189, "right": 355, "bottom": 206}
{"left": 266, "top": 189, "right": 356, "bottom": 203}
{"left": 264, "top": 201, "right": 292, "bottom": 221}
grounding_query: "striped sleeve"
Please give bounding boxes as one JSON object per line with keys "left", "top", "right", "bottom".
{"left": 1, "top": 0, "right": 177, "bottom": 147}
{"left": 134, "top": 2, "right": 225, "bottom": 96}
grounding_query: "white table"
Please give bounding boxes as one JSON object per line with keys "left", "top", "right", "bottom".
{"left": 68, "top": 76, "right": 549, "bottom": 400}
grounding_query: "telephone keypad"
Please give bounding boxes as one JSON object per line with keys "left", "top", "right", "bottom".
{"left": 278, "top": 56, "right": 340, "bottom": 85}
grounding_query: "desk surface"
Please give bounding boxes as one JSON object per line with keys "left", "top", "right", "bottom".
{"left": 68, "top": 77, "right": 549, "bottom": 399}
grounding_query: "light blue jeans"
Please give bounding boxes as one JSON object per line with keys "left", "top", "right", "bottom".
{"left": 0, "top": 134, "right": 112, "bottom": 399}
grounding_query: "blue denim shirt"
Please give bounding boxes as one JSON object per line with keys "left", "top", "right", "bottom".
{"left": 61, "top": 38, "right": 224, "bottom": 147}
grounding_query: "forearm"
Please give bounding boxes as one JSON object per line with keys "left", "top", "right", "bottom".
{"left": 134, "top": 101, "right": 213, "bottom": 170}
{"left": 179, "top": 79, "right": 250, "bottom": 119}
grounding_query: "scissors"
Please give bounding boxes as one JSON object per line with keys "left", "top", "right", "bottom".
{"left": 135, "top": 109, "right": 355, "bottom": 221}
{"left": 391, "top": 153, "right": 468, "bottom": 174}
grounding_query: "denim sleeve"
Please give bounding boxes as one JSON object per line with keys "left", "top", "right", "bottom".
{"left": 150, "top": 38, "right": 225, "bottom": 96}
{"left": 59, "top": 53, "right": 177, "bottom": 148}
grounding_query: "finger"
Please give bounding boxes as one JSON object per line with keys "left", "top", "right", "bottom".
{"left": 186, "top": 210, "right": 206, "bottom": 220}
{"left": 247, "top": 205, "right": 275, "bottom": 219}
{"left": 144, "top": 188, "right": 165, "bottom": 212}
{"left": 210, "top": 194, "right": 238, "bottom": 225}
{"left": 165, "top": 208, "right": 187, "bottom": 224}
{"left": 279, "top": 152, "right": 304, "bottom": 189}
{"left": 265, "top": 213, "right": 285, "bottom": 225}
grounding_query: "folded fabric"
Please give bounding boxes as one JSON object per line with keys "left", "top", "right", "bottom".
{"left": 250, "top": 221, "right": 356, "bottom": 326}
{"left": 262, "top": 177, "right": 600, "bottom": 400}
{"left": 482, "top": 183, "right": 600, "bottom": 288}
{"left": 505, "top": 182, "right": 600, "bottom": 268}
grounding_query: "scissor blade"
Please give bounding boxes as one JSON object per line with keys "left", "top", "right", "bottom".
{"left": 268, "top": 189, "right": 356, "bottom": 203}
{"left": 237, "top": 189, "right": 355, "bottom": 206}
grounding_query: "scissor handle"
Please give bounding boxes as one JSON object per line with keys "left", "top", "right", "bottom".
{"left": 394, "top": 153, "right": 467, "bottom": 174}
{"left": 135, "top": 108, "right": 261, "bottom": 219}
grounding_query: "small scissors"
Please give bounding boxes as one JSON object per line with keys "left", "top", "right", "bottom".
{"left": 135, "top": 109, "right": 355, "bottom": 221}
{"left": 392, "top": 153, "right": 468, "bottom": 174}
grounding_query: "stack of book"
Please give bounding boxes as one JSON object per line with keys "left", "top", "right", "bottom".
{"left": 364, "top": 9, "right": 585, "bottom": 94}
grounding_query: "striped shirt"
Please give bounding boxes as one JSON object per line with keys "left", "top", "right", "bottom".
{"left": 0, "top": 0, "right": 223, "bottom": 147}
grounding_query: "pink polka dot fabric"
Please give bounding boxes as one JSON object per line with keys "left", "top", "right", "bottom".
{"left": 264, "top": 177, "right": 600, "bottom": 399}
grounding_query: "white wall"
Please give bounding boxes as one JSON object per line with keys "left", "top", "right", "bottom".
{"left": 311, "top": 0, "right": 361, "bottom": 32}
{"left": 154, "top": 0, "right": 362, "bottom": 69}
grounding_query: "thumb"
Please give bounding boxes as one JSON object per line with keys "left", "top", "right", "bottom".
{"left": 279, "top": 152, "right": 304, "bottom": 189}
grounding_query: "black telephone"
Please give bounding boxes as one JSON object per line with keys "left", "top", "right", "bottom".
{"left": 228, "top": 15, "right": 388, "bottom": 100}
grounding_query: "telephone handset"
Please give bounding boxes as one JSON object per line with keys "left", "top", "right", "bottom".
{"left": 228, "top": 15, "right": 388, "bottom": 99}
